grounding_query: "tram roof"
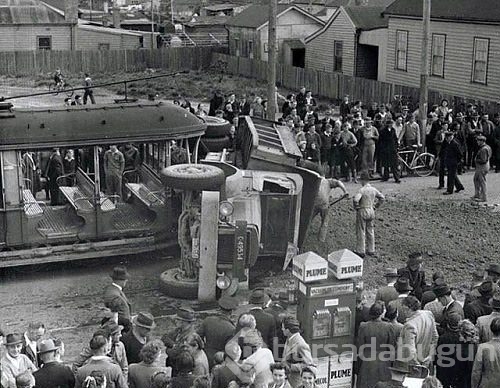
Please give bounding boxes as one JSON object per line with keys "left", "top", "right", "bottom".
{"left": 0, "top": 102, "right": 207, "bottom": 150}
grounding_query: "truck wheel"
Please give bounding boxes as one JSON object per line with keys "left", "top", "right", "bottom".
{"left": 201, "top": 136, "right": 231, "bottom": 152}
{"left": 161, "top": 163, "right": 225, "bottom": 191}
{"left": 202, "top": 116, "right": 232, "bottom": 138}
{"left": 159, "top": 268, "right": 198, "bottom": 299}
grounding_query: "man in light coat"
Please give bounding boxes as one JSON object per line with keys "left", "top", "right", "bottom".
{"left": 397, "top": 296, "right": 439, "bottom": 371}
{"left": 477, "top": 293, "right": 500, "bottom": 343}
{"left": 471, "top": 317, "right": 500, "bottom": 388}
{"left": 281, "top": 317, "right": 314, "bottom": 388}
{"left": 1, "top": 333, "right": 37, "bottom": 388}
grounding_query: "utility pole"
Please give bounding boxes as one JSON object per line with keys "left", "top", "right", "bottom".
{"left": 419, "top": 0, "right": 431, "bottom": 148}
{"left": 151, "top": 0, "right": 155, "bottom": 50}
{"left": 267, "top": 0, "right": 277, "bottom": 121}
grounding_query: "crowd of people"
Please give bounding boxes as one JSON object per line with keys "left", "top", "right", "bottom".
{"left": 3, "top": 259, "right": 500, "bottom": 388}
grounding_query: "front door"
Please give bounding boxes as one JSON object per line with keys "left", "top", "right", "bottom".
{"left": 292, "top": 48, "right": 305, "bottom": 68}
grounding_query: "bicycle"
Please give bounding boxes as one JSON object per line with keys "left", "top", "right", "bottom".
{"left": 49, "top": 80, "right": 74, "bottom": 97}
{"left": 397, "top": 145, "right": 436, "bottom": 177}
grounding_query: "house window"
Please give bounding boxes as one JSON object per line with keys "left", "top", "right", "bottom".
{"left": 472, "top": 37, "right": 489, "bottom": 84}
{"left": 395, "top": 30, "right": 408, "bottom": 71}
{"left": 98, "top": 43, "right": 110, "bottom": 50}
{"left": 333, "top": 40, "right": 343, "bottom": 72}
{"left": 234, "top": 38, "right": 240, "bottom": 57}
{"left": 431, "top": 34, "right": 446, "bottom": 77}
{"left": 248, "top": 40, "right": 254, "bottom": 59}
{"left": 37, "top": 36, "right": 52, "bottom": 50}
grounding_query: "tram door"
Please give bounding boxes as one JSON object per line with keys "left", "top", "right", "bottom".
{"left": 1, "top": 151, "right": 23, "bottom": 246}
{"left": 0, "top": 153, "right": 6, "bottom": 246}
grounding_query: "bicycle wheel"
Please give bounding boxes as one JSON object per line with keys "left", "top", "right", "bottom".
{"left": 413, "top": 153, "right": 436, "bottom": 177}
{"left": 64, "top": 84, "right": 74, "bottom": 97}
{"left": 49, "top": 83, "right": 59, "bottom": 96}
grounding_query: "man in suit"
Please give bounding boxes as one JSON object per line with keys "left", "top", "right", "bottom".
{"left": 46, "top": 147, "right": 64, "bottom": 205}
{"left": 388, "top": 277, "right": 413, "bottom": 324}
{"left": 247, "top": 288, "right": 277, "bottom": 351}
{"left": 433, "top": 282, "right": 464, "bottom": 335}
{"left": 33, "top": 339, "right": 74, "bottom": 388}
{"left": 198, "top": 296, "right": 236, "bottom": 368}
{"left": 375, "top": 268, "right": 400, "bottom": 308}
{"left": 442, "top": 131, "right": 465, "bottom": 195}
{"left": 399, "top": 296, "right": 439, "bottom": 370}
{"left": 21, "top": 322, "right": 45, "bottom": 368}
{"left": 398, "top": 252, "right": 426, "bottom": 302}
{"left": 464, "top": 280, "right": 493, "bottom": 324}
{"left": 103, "top": 266, "right": 132, "bottom": 332}
{"left": 477, "top": 293, "right": 500, "bottom": 343}
{"left": 281, "top": 316, "right": 314, "bottom": 388}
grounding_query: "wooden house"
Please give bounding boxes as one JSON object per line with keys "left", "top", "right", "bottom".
{"left": 384, "top": 0, "right": 500, "bottom": 101}
{"left": 305, "top": 6, "right": 388, "bottom": 80}
{"left": 226, "top": 4, "right": 324, "bottom": 67}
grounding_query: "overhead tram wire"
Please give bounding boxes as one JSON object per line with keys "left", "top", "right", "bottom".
{"left": 0, "top": 70, "right": 189, "bottom": 102}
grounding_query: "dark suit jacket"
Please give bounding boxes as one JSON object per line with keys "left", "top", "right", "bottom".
{"left": 440, "top": 300, "right": 465, "bottom": 334}
{"left": 33, "top": 361, "right": 75, "bottom": 388}
{"left": 198, "top": 315, "right": 235, "bottom": 367}
{"left": 375, "top": 286, "right": 399, "bottom": 308}
{"left": 103, "top": 284, "right": 132, "bottom": 327}
{"left": 46, "top": 153, "right": 64, "bottom": 180}
{"left": 249, "top": 308, "right": 276, "bottom": 349}
{"left": 398, "top": 267, "right": 426, "bottom": 301}
{"left": 443, "top": 139, "right": 463, "bottom": 167}
{"left": 239, "top": 101, "right": 251, "bottom": 116}
{"left": 464, "top": 298, "right": 492, "bottom": 324}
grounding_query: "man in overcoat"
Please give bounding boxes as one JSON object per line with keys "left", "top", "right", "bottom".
{"left": 103, "top": 266, "right": 132, "bottom": 332}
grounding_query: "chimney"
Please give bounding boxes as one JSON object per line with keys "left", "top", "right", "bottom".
{"left": 65, "top": 0, "right": 78, "bottom": 23}
{"left": 113, "top": 5, "right": 121, "bottom": 28}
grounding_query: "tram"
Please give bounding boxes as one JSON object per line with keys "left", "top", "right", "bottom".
{"left": 0, "top": 101, "right": 205, "bottom": 267}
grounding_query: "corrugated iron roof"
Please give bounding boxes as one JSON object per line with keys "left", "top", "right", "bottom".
{"left": 0, "top": 0, "right": 66, "bottom": 24}
{"left": 384, "top": 0, "right": 500, "bottom": 24}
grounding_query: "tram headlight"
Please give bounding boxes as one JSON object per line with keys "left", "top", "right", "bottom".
{"left": 219, "top": 201, "right": 234, "bottom": 220}
{"left": 216, "top": 272, "right": 231, "bottom": 290}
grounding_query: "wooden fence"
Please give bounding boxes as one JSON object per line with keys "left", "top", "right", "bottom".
{"left": 0, "top": 47, "right": 223, "bottom": 76}
{"left": 214, "top": 53, "right": 500, "bottom": 115}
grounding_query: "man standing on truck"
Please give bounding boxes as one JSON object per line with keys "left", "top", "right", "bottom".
{"left": 104, "top": 145, "right": 125, "bottom": 201}
{"left": 353, "top": 171, "right": 385, "bottom": 258}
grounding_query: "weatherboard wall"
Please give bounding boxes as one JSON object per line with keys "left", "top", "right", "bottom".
{"left": 0, "top": 25, "right": 71, "bottom": 51}
{"left": 305, "top": 8, "right": 356, "bottom": 75}
{"left": 386, "top": 16, "right": 500, "bottom": 101}
{"left": 77, "top": 28, "right": 142, "bottom": 50}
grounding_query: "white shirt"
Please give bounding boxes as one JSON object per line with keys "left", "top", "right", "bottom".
{"left": 112, "top": 283, "right": 123, "bottom": 291}
{"left": 24, "top": 332, "right": 36, "bottom": 356}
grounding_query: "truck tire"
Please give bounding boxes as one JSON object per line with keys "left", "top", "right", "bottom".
{"left": 159, "top": 268, "right": 198, "bottom": 299}
{"left": 202, "top": 116, "right": 232, "bottom": 138}
{"left": 161, "top": 163, "right": 225, "bottom": 191}
{"left": 201, "top": 136, "right": 231, "bottom": 152}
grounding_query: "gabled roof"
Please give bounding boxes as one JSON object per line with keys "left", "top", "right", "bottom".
{"left": 285, "top": 0, "right": 350, "bottom": 6}
{"left": 306, "top": 5, "right": 385, "bottom": 42}
{"left": 384, "top": 0, "right": 500, "bottom": 24}
{"left": 345, "top": 6, "right": 387, "bottom": 30}
{"left": 0, "top": 0, "right": 67, "bottom": 24}
{"left": 184, "top": 15, "right": 228, "bottom": 27}
{"left": 226, "top": 4, "right": 324, "bottom": 29}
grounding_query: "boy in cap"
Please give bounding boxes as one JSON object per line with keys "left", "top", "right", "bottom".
{"left": 353, "top": 170, "right": 385, "bottom": 258}
{"left": 472, "top": 134, "right": 492, "bottom": 202}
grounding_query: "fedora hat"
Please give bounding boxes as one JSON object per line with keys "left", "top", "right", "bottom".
{"left": 110, "top": 266, "right": 130, "bottom": 281}
{"left": 490, "top": 293, "right": 500, "bottom": 309}
{"left": 395, "top": 277, "right": 413, "bottom": 293}
{"left": 487, "top": 264, "right": 500, "bottom": 276}
{"left": 132, "top": 312, "right": 156, "bottom": 329}
{"left": 479, "top": 280, "right": 494, "bottom": 296}
{"left": 249, "top": 288, "right": 270, "bottom": 306}
{"left": 37, "top": 339, "right": 59, "bottom": 354}
{"left": 175, "top": 306, "right": 196, "bottom": 322}
{"left": 433, "top": 283, "right": 451, "bottom": 298}
{"left": 384, "top": 268, "right": 398, "bottom": 278}
{"left": 4, "top": 333, "right": 23, "bottom": 346}
{"left": 389, "top": 359, "right": 410, "bottom": 374}
{"left": 218, "top": 296, "right": 238, "bottom": 311}
{"left": 101, "top": 321, "right": 124, "bottom": 336}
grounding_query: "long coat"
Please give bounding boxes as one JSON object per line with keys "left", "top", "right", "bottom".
{"left": 471, "top": 339, "right": 500, "bottom": 388}
{"left": 356, "top": 320, "right": 393, "bottom": 388}
{"left": 399, "top": 310, "right": 439, "bottom": 366}
{"left": 198, "top": 314, "right": 235, "bottom": 368}
{"left": 103, "top": 284, "right": 132, "bottom": 329}
{"left": 377, "top": 126, "right": 399, "bottom": 166}
{"left": 249, "top": 308, "right": 277, "bottom": 350}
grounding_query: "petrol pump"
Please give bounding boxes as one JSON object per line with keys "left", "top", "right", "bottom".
{"left": 294, "top": 249, "right": 363, "bottom": 388}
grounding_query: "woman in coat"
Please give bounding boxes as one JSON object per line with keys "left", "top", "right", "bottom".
{"left": 356, "top": 301, "right": 394, "bottom": 388}
{"left": 128, "top": 340, "right": 171, "bottom": 388}
{"left": 471, "top": 317, "right": 500, "bottom": 388}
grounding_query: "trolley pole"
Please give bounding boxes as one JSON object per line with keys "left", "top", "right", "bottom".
{"left": 266, "top": 0, "right": 277, "bottom": 121}
{"left": 419, "top": 0, "right": 431, "bottom": 149}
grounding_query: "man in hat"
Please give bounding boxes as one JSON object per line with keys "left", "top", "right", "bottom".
{"left": 423, "top": 278, "right": 447, "bottom": 324}
{"left": 103, "top": 266, "right": 132, "bottom": 332}
{"left": 75, "top": 335, "right": 127, "bottom": 388}
{"left": 472, "top": 134, "right": 492, "bottom": 202}
{"left": 374, "top": 360, "right": 410, "bottom": 387}
{"left": 398, "top": 252, "right": 426, "bottom": 301}
{"left": 399, "top": 296, "right": 438, "bottom": 369}
{"left": 388, "top": 277, "right": 413, "bottom": 324}
{"left": 442, "top": 130, "right": 465, "bottom": 195}
{"left": 1, "top": 333, "right": 37, "bottom": 388}
{"left": 103, "top": 322, "right": 128, "bottom": 379}
{"left": 434, "top": 282, "right": 464, "bottom": 334}
{"left": 360, "top": 117, "right": 379, "bottom": 176}
{"left": 375, "top": 268, "right": 400, "bottom": 307}
{"left": 21, "top": 322, "right": 45, "bottom": 368}
{"left": 246, "top": 288, "right": 276, "bottom": 350}
{"left": 198, "top": 296, "right": 236, "bottom": 368}
{"left": 378, "top": 119, "right": 401, "bottom": 183}
{"left": 121, "top": 312, "right": 155, "bottom": 364}
{"left": 46, "top": 147, "right": 64, "bottom": 205}
{"left": 33, "top": 339, "right": 74, "bottom": 388}
{"left": 420, "top": 271, "right": 445, "bottom": 307}
{"left": 400, "top": 114, "right": 421, "bottom": 148}
{"left": 464, "top": 270, "right": 487, "bottom": 306}
{"left": 281, "top": 316, "right": 314, "bottom": 388}
{"left": 164, "top": 306, "right": 198, "bottom": 371}
{"left": 477, "top": 293, "right": 500, "bottom": 343}
{"left": 464, "top": 280, "right": 493, "bottom": 324}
